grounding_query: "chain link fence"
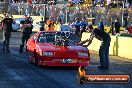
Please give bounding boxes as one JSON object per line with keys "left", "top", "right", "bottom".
{"left": 0, "top": 2, "right": 132, "bottom": 26}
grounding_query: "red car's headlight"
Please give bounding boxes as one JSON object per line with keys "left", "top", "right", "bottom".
{"left": 78, "top": 52, "right": 88, "bottom": 57}
{"left": 42, "top": 52, "right": 54, "bottom": 56}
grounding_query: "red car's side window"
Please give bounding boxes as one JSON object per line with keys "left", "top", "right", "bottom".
{"left": 31, "top": 33, "right": 38, "bottom": 42}
{"left": 33, "top": 35, "right": 37, "bottom": 41}
{"left": 32, "top": 33, "right": 38, "bottom": 42}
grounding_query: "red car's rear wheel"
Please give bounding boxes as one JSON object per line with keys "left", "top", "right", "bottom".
{"left": 26, "top": 46, "right": 28, "bottom": 52}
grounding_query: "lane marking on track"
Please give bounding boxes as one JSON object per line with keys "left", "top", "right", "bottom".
{"left": 5, "top": 69, "right": 24, "bottom": 80}
{"left": 10, "top": 49, "right": 20, "bottom": 55}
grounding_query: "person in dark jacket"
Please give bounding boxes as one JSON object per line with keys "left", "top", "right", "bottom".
{"left": 1, "top": 12, "right": 14, "bottom": 52}
{"left": 19, "top": 15, "right": 32, "bottom": 53}
{"left": 78, "top": 25, "right": 111, "bottom": 70}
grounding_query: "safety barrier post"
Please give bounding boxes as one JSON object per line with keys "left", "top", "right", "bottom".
{"left": 113, "top": 35, "right": 119, "bottom": 56}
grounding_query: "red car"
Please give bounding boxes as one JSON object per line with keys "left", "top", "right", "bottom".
{"left": 26, "top": 30, "right": 90, "bottom": 66}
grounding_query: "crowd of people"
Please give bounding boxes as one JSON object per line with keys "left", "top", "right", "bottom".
{"left": 0, "top": 3, "right": 131, "bottom": 27}
{"left": 0, "top": 1, "right": 132, "bottom": 27}
{"left": 0, "top": 0, "right": 131, "bottom": 25}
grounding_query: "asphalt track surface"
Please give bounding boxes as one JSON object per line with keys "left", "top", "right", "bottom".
{"left": 0, "top": 32, "right": 131, "bottom": 88}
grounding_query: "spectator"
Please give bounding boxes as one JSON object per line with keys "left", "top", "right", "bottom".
{"left": 80, "top": 19, "right": 88, "bottom": 38}
{"left": 27, "top": 0, "right": 32, "bottom": 4}
{"left": 68, "top": 12, "right": 74, "bottom": 24}
{"left": 32, "top": 5, "right": 37, "bottom": 15}
{"left": 123, "top": 10, "right": 129, "bottom": 29}
{"left": 91, "top": 11, "right": 95, "bottom": 25}
{"left": 98, "top": 19, "right": 104, "bottom": 30}
{"left": 25, "top": 4, "right": 32, "bottom": 15}
{"left": 59, "top": 11, "right": 65, "bottom": 23}
{"left": 35, "top": 5, "right": 40, "bottom": 16}
{"left": 18, "top": 5, "right": 22, "bottom": 15}
{"left": 114, "top": 18, "right": 121, "bottom": 34}
{"left": 107, "top": 0, "right": 111, "bottom": 5}
{"left": 8, "top": 4, "right": 12, "bottom": 14}
{"left": 58, "top": 17, "right": 63, "bottom": 24}
{"left": 76, "top": 12, "right": 82, "bottom": 21}
{"left": 92, "top": 0, "right": 95, "bottom": 6}
{"left": 109, "top": 21, "right": 115, "bottom": 35}
{"left": 71, "top": 18, "right": 81, "bottom": 39}
{"left": 21, "top": 6, "right": 25, "bottom": 15}
{"left": 39, "top": 7, "right": 45, "bottom": 19}
{"left": 125, "top": 2, "right": 130, "bottom": 8}
{"left": 39, "top": 17, "right": 45, "bottom": 31}
{"left": 33, "top": 0, "right": 38, "bottom": 4}
{"left": 100, "top": 0, "right": 105, "bottom": 7}
{"left": 46, "top": 17, "right": 54, "bottom": 30}
{"left": 47, "top": 23, "right": 54, "bottom": 30}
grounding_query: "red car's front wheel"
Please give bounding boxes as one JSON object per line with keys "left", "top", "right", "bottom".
{"left": 32, "top": 50, "right": 39, "bottom": 65}
{"left": 29, "top": 50, "right": 44, "bottom": 67}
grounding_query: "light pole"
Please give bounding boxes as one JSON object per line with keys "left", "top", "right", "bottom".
{"left": 66, "top": 9, "right": 68, "bottom": 23}
{"left": 122, "top": 0, "right": 125, "bottom": 26}
{"left": 65, "top": 7, "right": 69, "bottom": 24}
{"left": 44, "top": 4, "right": 47, "bottom": 22}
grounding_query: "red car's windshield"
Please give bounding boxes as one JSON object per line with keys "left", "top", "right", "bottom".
{"left": 37, "top": 32, "right": 80, "bottom": 46}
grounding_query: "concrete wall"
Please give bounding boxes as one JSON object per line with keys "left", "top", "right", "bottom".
{"left": 82, "top": 33, "right": 132, "bottom": 59}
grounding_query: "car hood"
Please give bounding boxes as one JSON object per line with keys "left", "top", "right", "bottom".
{"left": 36, "top": 43, "right": 88, "bottom": 52}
